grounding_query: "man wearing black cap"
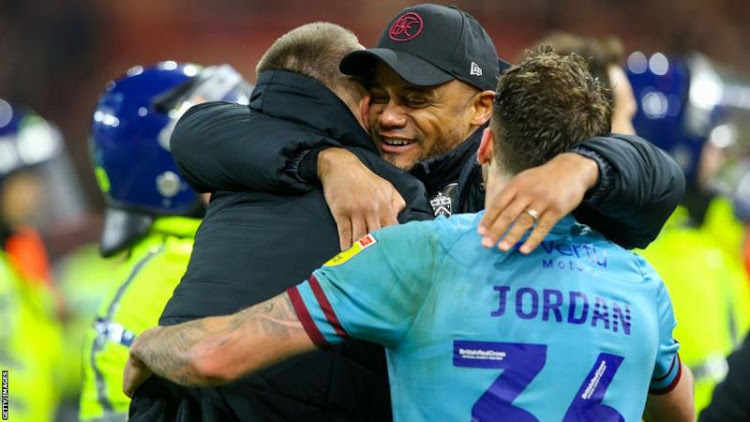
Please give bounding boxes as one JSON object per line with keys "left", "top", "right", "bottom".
{"left": 174, "top": 3, "right": 683, "bottom": 255}
{"left": 331, "top": 3, "right": 682, "bottom": 251}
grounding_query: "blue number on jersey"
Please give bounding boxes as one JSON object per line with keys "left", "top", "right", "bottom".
{"left": 454, "top": 341, "right": 625, "bottom": 421}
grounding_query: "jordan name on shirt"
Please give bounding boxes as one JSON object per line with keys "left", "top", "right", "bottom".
{"left": 490, "top": 285, "right": 631, "bottom": 336}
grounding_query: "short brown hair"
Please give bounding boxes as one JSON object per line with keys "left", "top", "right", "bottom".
{"left": 492, "top": 46, "right": 611, "bottom": 174}
{"left": 531, "top": 32, "right": 624, "bottom": 89}
{"left": 256, "top": 22, "right": 361, "bottom": 89}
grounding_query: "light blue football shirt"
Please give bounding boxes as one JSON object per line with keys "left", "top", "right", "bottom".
{"left": 288, "top": 213, "right": 681, "bottom": 422}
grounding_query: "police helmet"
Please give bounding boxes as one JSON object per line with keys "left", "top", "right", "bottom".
{"left": 0, "top": 100, "right": 64, "bottom": 184}
{"left": 90, "top": 61, "right": 252, "bottom": 256}
{"left": 627, "top": 53, "right": 726, "bottom": 184}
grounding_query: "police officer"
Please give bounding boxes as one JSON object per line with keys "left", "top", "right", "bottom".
{"left": 78, "top": 62, "right": 252, "bottom": 422}
{"left": 0, "top": 101, "right": 65, "bottom": 422}
{"left": 629, "top": 52, "right": 750, "bottom": 414}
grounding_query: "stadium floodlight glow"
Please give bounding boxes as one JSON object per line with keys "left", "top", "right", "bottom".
{"left": 627, "top": 51, "right": 648, "bottom": 74}
{"left": 17, "top": 120, "right": 62, "bottom": 165}
{"left": 183, "top": 64, "right": 200, "bottom": 77}
{"left": 93, "top": 110, "right": 120, "bottom": 128}
{"left": 642, "top": 90, "right": 669, "bottom": 119}
{"left": 721, "top": 84, "right": 750, "bottom": 110}
{"left": 161, "top": 61, "right": 179, "bottom": 71}
{"left": 126, "top": 65, "right": 144, "bottom": 77}
{"left": 688, "top": 55, "right": 723, "bottom": 110}
{"left": 0, "top": 139, "right": 19, "bottom": 175}
{"left": 649, "top": 53, "right": 669, "bottom": 76}
{"left": 0, "top": 99, "right": 12, "bottom": 128}
{"left": 709, "top": 123, "right": 736, "bottom": 149}
{"left": 667, "top": 94, "right": 682, "bottom": 117}
{"left": 690, "top": 77, "right": 722, "bottom": 109}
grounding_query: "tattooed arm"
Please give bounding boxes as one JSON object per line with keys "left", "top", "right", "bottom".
{"left": 123, "top": 293, "right": 314, "bottom": 397}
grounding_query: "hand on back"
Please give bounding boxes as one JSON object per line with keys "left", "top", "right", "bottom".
{"left": 479, "top": 153, "right": 598, "bottom": 254}
{"left": 318, "top": 148, "right": 405, "bottom": 250}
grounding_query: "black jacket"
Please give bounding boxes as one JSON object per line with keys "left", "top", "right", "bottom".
{"left": 452, "top": 129, "right": 686, "bottom": 249}
{"left": 137, "top": 71, "right": 432, "bottom": 422}
{"left": 176, "top": 110, "right": 686, "bottom": 250}
{"left": 699, "top": 333, "right": 750, "bottom": 422}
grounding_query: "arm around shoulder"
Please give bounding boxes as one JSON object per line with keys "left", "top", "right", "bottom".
{"left": 126, "top": 293, "right": 315, "bottom": 391}
{"left": 573, "top": 134, "right": 685, "bottom": 249}
{"left": 170, "top": 102, "right": 340, "bottom": 193}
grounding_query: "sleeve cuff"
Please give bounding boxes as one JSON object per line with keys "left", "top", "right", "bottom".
{"left": 287, "top": 275, "right": 350, "bottom": 350}
{"left": 287, "top": 286, "right": 331, "bottom": 349}
{"left": 649, "top": 353, "right": 682, "bottom": 395}
{"left": 288, "top": 146, "right": 332, "bottom": 184}
{"left": 569, "top": 145, "right": 614, "bottom": 206}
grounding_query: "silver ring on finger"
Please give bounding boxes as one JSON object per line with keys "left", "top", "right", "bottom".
{"left": 524, "top": 208, "right": 540, "bottom": 222}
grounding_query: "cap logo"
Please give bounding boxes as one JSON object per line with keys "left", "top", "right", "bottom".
{"left": 470, "top": 62, "right": 483, "bottom": 76}
{"left": 388, "top": 12, "right": 423, "bottom": 42}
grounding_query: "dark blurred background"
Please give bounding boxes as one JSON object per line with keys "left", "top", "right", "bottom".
{"left": 1, "top": 0, "right": 749, "bottom": 210}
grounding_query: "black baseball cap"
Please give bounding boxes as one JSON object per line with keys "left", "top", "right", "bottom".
{"left": 340, "top": 4, "right": 509, "bottom": 92}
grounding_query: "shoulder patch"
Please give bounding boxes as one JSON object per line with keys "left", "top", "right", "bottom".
{"left": 324, "top": 234, "right": 377, "bottom": 267}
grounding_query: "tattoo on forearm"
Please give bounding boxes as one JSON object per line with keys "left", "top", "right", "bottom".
{"left": 234, "top": 294, "right": 301, "bottom": 336}
{"left": 131, "top": 294, "right": 303, "bottom": 386}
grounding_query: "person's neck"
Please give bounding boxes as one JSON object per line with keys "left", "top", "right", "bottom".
{"left": 331, "top": 84, "right": 367, "bottom": 130}
{"left": 482, "top": 166, "right": 513, "bottom": 210}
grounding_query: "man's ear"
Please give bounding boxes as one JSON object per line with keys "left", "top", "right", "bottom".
{"left": 477, "top": 127, "right": 494, "bottom": 165}
{"left": 359, "top": 93, "right": 371, "bottom": 133}
{"left": 470, "top": 90, "right": 495, "bottom": 126}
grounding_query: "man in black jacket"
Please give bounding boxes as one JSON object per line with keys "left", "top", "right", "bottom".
{"left": 700, "top": 334, "right": 750, "bottom": 422}
{"left": 129, "top": 23, "right": 432, "bottom": 422}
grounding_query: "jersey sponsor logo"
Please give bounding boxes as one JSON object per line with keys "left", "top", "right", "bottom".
{"left": 454, "top": 341, "right": 508, "bottom": 367}
{"left": 490, "top": 285, "right": 631, "bottom": 336}
{"left": 539, "top": 240, "right": 608, "bottom": 272}
{"left": 324, "top": 234, "right": 377, "bottom": 267}
{"left": 388, "top": 12, "right": 424, "bottom": 42}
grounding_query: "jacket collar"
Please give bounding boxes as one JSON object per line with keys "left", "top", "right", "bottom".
{"left": 409, "top": 124, "right": 485, "bottom": 196}
{"left": 250, "top": 70, "right": 375, "bottom": 152}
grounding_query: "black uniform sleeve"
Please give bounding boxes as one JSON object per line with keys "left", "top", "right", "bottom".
{"left": 572, "top": 134, "right": 685, "bottom": 249}
{"left": 699, "top": 334, "right": 750, "bottom": 422}
{"left": 170, "top": 102, "right": 341, "bottom": 194}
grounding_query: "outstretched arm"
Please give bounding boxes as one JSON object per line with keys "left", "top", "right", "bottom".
{"left": 171, "top": 103, "right": 423, "bottom": 249}
{"left": 123, "top": 293, "right": 314, "bottom": 396}
{"left": 170, "top": 102, "right": 341, "bottom": 194}
{"left": 479, "top": 134, "right": 685, "bottom": 252}
{"left": 572, "top": 134, "right": 685, "bottom": 248}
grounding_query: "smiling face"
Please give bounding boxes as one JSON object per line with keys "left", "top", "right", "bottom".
{"left": 367, "top": 62, "right": 489, "bottom": 170}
